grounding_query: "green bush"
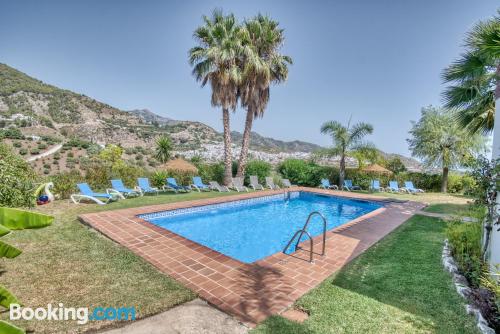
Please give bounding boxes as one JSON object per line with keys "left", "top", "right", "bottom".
{"left": 446, "top": 220, "right": 484, "bottom": 286}
{"left": 30, "top": 148, "right": 40, "bottom": 155}
{"left": 278, "top": 159, "right": 334, "bottom": 187}
{"left": 43, "top": 163, "right": 51, "bottom": 169}
{"left": 0, "top": 127, "right": 24, "bottom": 139}
{"left": 19, "top": 148, "right": 27, "bottom": 156}
{"left": 43, "top": 169, "right": 50, "bottom": 175}
{"left": 67, "top": 151, "right": 74, "bottom": 158}
{"left": 53, "top": 153, "right": 60, "bottom": 160}
{"left": 12, "top": 141, "right": 21, "bottom": 148}
{"left": 37, "top": 143, "right": 47, "bottom": 150}
{"left": 51, "top": 170, "right": 82, "bottom": 199}
{"left": 244, "top": 160, "right": 272, "bottom": 185}
{"left": 193, "top": 161, "right": 225, "bottom": 184}
{"left": 150, "top": 170, "right": 168, "bottom": 188}
{"left": 0, "top": 143, "right": 37, "bottom": 207}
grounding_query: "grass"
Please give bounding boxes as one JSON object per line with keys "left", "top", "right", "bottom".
{"left": 252, "top": 215, "right": 479, "bottom": 334}
{"left": 0, "top": 191, "right": 235, "bottom": 333}
{"left": 362, "top": 190, "right": 472, "bottom": 206}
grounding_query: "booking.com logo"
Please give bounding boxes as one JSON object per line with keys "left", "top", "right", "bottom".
{"left": 10, "top": 303, "right": 136, "bottom": 325}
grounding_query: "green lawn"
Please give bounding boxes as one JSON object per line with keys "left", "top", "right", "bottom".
{"left": 252, "top": 215, "right": 479, "bottom": 334}
{"left": 0, "top": 191, "right": 235, "bottom": 333}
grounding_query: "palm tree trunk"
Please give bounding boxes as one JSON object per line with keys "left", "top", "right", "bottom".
{"left": 441, "top": 166, "right": 449, "bottom": 193}
{"left": 222, "top": 108, "right": 233, "bottom": 186}
{"left": 339, "top": 154, "right": 346, "bottom": 189}
{"left": 236, "top": 109, "right": 254, "bottom": 177}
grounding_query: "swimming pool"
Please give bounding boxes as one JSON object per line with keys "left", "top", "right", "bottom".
{"left": 139, "top": 191, "right": 382, "bottom": 263}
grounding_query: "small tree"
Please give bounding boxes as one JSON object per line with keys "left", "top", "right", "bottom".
{"left": 386, "top": 157, "right": 407, "bottom": 174}
{"left": 155, "top": 135, "right": 173, "bottom": 163}
{"left": 320, "top": 119, "right": 374, "bottom": 188}
{"left": 407, "top": 106, "right": 486, "bottom": 192}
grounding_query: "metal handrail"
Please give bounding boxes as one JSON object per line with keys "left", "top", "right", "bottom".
{"left": 283, "top": 211, "right": 327, "bottom": 262}
{"left": 283, "top": 229, "right": 314, "bottom": 263}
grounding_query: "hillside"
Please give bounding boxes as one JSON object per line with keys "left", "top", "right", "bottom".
{"left": 0, "top": 63, "right": 421, "bottom": 173}
{"left": 0, "top": 63, "right": 325, "bottom": 153}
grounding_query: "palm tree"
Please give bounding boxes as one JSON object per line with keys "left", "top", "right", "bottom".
{"left": 189, "top": 10, "right": 245, "bottom": 185}
{"left": 155, "top": 135, "right": 173, "bottom": 163}
{"left": 442, "top": 13, "right": 500, "bottom": 135}
{"left": 320, "top": 120, "right": 374, "bottom": 188}
{"left": 236, "top": 14, "right": 292, "bottom": 177}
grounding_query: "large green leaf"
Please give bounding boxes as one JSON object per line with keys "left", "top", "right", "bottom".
{"left": 0, "top": 321, "right": 25, "bottom": 334}
{"left": 0, "top": 224, "right": 11, "bottom": 237}
{"left": 0, "top": 284, "right": 20, "bottom": 309}
{"left": 0, "top": 241, "right": 22, "bottom": 259}
{"left": 0, "top": 207, "right": 53, "bottom": 230}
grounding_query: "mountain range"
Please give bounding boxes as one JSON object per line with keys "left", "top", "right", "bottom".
{"left": 0, "top": 63, "right": 421, "bottom": 169}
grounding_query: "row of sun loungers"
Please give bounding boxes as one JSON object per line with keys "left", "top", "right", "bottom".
{"left": 319, "top": 178, "right": 424, "bottom": 194}
{"left": 71, "top": 176, "right": 296, "bottom": 205}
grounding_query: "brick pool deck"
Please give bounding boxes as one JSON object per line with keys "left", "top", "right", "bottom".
{"left": 79, "top": 188, "right": 425, "bottom": 326}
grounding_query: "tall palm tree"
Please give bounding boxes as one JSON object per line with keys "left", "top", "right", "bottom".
{"left": 155, "top": 135, "right": 173, "bottom": 163}
{"left": 442, "top": 13, "right": 500, "bottom": 135}
{"left": 189, "top": 10, "right": 245, "bottom": 185}
{"left": 320, "top": 120, "right": 374, "bottom": 188}
{"left": 236, "top": 14, "right": 292, "bottom": 177}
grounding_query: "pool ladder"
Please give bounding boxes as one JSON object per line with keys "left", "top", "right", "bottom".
{"left": 283, "top": 211, "right": 327, "bottom": 263}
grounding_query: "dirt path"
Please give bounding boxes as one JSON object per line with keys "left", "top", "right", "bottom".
{"left": 26, "top": 144, "right": 62, "bottom": 162}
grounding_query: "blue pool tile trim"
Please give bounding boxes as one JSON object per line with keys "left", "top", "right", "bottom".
{"left": 138, "top": 191, "right": 301, "bottom": 221}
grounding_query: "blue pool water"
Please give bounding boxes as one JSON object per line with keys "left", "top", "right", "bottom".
{"left": 140, "top": 192, "right": 382, "bottom": 263}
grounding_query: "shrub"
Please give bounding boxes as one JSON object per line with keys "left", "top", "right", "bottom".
{"left": 150, "top": 170, "right": 168, "bottom": 188}
{"left": 19, "top": 148, "right": 27, "bottom": 156}
{"left": 244, "top": 160, "right": 272, "bottom": 185}
{"left": 67, "top": 151, "right": 74, "bottom": 158}
{"left": 43, "top": 163, "right": 51, "bottom": 169}
{"left": 37, "top": 143, "right": 47, "bottom": 150}
{"left": 51, "top": 170, "right": 82, "bottom": 199}
{"left": 53, "top": 153, "right": 60, "bottom": 160}
{"left": 0, "top": 143, "right": 37, "bottom": 207}
{"left": 193, "top": 160, "right": 225, "bottom": 184}
{"left": 446, "top": 220, "right": 484, "bottom": 286}
{"left": 43, "top": 169, "right": 50, "bottom": 175}
{"left": 12, "top": 141, "right": 22, "bottom": 148}
{"left": 278, "top": 159, "right": 334, "bottom": 187}
{"left": 30, "top": 148, "right": 40, "bottom": 155}
{"left": 0, "top": 127, "right": 24, "bottom": 139}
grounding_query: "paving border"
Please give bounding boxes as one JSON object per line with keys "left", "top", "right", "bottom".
{"left": 79, "top": 187, "right": 425, "bottom": 326}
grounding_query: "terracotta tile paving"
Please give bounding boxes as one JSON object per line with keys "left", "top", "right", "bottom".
{"left": 79, "top": 187, "right": 425, "bottom": 326}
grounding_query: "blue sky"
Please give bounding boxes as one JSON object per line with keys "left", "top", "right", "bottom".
{"left": 0, "top": 0, "right": 498, "bottom": 155}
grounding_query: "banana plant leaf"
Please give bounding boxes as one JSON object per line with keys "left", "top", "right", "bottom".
{"left": 0, "top": 320, "right": 25, "bottom": 334}
{"left": 0, "top": 241, "right": 22, "bottom": 258}
{"left": 0, "top": 284, "right": 20, "bottom": 309}
{"left": 0, "top": 224, "right": 11, "bottom": 237}
{"left": 0, "top": 207, "right": 53, "bottom": 230}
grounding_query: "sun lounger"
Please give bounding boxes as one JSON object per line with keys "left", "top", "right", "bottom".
{"left": 109, "top": 179, "right": 141, "bottom": 198}
{"left": 319, "top": 179, "right": 338, "bottom": 190}
{"left": 282, "top": 179, "right": 296, "bottom": 188}
{"left": 231, "top": 177, "right": 248, "bottom": 192}
{"left": 249, "top": 175, "right": 264, "bottom": 190}
{"left": 137, "top": 178, "right": 159, "bottom": 195}
{"left": 343, "top": 179, "right": 361, "bottom": 191}
{"left": 71, "top": 183, "right": 116, "bottom": 205}
{"left": 370, "top": 180, "right": 383, "bottom": 192}
{"left": 265, "top": 177, "right": 280, "bottom": 190}
{"left": 404, "top": 181, "right": 424, "bottom": 194}
{"left": 191, "top": 176, "right": 211, "bottom": 192}
{"left": 387, "top": 181, "right": 401, "bottom": 192}
{"left": 165, "top": 178, "right": 191, "bottom": 193}
{"left": 209, "top": 181, "right": 230, "bottom": 192}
